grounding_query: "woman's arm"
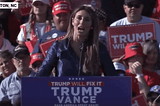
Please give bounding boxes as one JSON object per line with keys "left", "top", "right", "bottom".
{"left": 99, "top": 42, "right": 117, "bottom": 76}
{"left": 36, "top": 41, "right": 59, "bottom": 76}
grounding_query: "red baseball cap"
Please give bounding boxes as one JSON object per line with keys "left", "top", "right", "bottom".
{"left": 52, "top": 1, "right": 71, "bottom": 15}
{"left": 123, "top": 42, "right": 144, "bottom": 60}
{"left": 30, "top": 53, "right": 44, "bottom": 65}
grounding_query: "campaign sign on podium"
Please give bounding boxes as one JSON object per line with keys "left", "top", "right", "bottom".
{"left": 22, "top": 77, "right": 131, "bottom": 106}
{"left": 107, "top": 23, "right": 156, "bottom": 59}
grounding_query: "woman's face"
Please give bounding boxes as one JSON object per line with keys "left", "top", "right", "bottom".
{"left": 145, "top": 48, "right": 158, "bottom": 65}
{"left": 72, "top": 10, "right": 92, "bottom": 40}
{"left": 32, "top": 1, "right": 47, "bottom": 15}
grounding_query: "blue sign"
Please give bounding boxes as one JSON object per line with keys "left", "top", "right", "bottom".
{"left": 22, "top": 77, "right": 131, "bottom": 106}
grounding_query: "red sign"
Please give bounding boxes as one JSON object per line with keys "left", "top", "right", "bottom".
{"left": 107, "top": 23, "right": 156, "bottom": 59}
{"left": 132, "top": 94, "right": 147, "bottom": 106}
{"left": 25, "top": 40, "right": 37, "bottom": 53}
{"left": 39, "top": 35, "right": 65, "bottom": 57}
{"left": 19, "top": 0, "right": 32, "bottom": 16}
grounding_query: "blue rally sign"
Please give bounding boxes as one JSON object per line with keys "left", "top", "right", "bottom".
{"left": 22, "top": 77, "right": 131, "bottom": 106}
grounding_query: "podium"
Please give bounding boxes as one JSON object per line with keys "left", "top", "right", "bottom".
{"left": 22, "top": 77, "right": 131, "bottom": 106}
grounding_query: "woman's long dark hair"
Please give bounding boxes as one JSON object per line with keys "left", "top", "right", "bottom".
{"left": 64, "top": 5, "right": 100, "bottom": 75}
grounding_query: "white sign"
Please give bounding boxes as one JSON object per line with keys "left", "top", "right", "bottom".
{"left": 0, "top": 2, "right": 18, "bottom": 9}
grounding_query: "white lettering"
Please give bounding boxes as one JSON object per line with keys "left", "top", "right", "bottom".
{"left": 111, "top": 35, "right": 119, "bottom": 43}
{"left": 82, "top": 96, "right": 88, "bottom": 103}
{"left": 73, "top": 96, "right": 80, "bottom": 103}
{"left": 94, "top": 87, "right": 102, "bottom": 96}
{"left": 65, "top": 96, "right": 72, "bottom": 103}
{"left": 57, "top": 96, "right": 64, "bottom": 103}
{"left": 136, "top": 33, "right": 145, "bottom": 41}
{"left": 71, "top": 87, "right": 80, "bottom": 96}
{"left": 111, "top": 32, "right": 154, "bottom": 44}
{"left": 52, "top": 87, "right": 102, "bottom": 96}
{"left": 112, "top": 44, "right": 125, "bottom": 49}
{"left": 127, "top": 34, "right": 135, "bottom": 42}
{"left": 82, "top": 87, "right": 92, "bottom": 96}
{"left": 61, "top": 87, "right": 69, "bottom": 96}
{"left": 119, "top": 35, "right": 127, "bottom": 43}
{"left": 146, "top": 32, "right": 153, "bottom": 39}
{"left": 90, "top": 96, "right": 96, "bottom": 103}
{"left": 57, "top": 96, "right": 97, "bottom": 104}
{"left": 0, "top": 2, "right": 18, "bottom": 9}
{"left": 51, "top": 87, "right": 59, "bottom": 96}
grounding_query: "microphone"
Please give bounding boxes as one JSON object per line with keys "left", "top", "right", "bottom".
{"left": 79, "top": 42, "right": 84, "bottom": 51}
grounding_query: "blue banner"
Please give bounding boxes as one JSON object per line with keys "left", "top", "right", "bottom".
{"left": 22, "top": 77, "right": 131, "bottom": 106}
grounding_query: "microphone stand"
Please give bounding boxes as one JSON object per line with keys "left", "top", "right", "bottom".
{"left": 78, "top": 42, "right": 85, "bottom": 76}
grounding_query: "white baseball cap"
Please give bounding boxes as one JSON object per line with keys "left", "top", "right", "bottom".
{"left": 32, "top": 0, "right": 50, "bottom": 6}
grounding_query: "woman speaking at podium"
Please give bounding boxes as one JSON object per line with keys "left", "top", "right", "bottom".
{"left": 36, "top": 5, "right": 117, "bottom": 77}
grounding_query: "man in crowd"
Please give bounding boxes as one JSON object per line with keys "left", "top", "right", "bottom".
{"left": 0, "top": 50, "right": 16, "bottom": 84}
{"left": 110, "top": 0, "right": 160, "bottom": 43}
{"left": 0, "top": 45, "right": 35, "bottom": 106}
{"left": 123, "top": 42, "right": 160, "bottom": 98}
{"left": 0, "top": 23, "right": 15, "bottom": 53}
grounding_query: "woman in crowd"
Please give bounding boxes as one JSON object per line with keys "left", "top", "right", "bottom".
{"left": 36, "top": 4, "right": 117, "bottom": 77}
{"left": 17, "top": 0, "right": 52, "bottom": 52}
{"left": 142, "top": 39, "right": 160, "bottom": 76}
{"left": 0, "top": 23, "right": 15, "bottom": 53}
